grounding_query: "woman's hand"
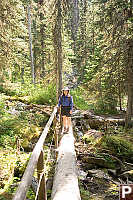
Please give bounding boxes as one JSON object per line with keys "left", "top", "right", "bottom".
{"left": 70, "top": 110, "right": 72, "bottom": 114}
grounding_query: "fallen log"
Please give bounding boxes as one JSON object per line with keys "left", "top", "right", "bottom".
{"left": 51, "top": 127, "right": 81, "bottom": 200}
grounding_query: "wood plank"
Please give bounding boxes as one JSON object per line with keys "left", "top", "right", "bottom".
{"left": 13, "top": 107, "right": 57, "bottom": 200}
{"left": 51, "top": 126, "right": 81, "bottom": 200}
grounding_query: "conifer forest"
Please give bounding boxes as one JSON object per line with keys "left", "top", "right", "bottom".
{"left": 0, "top": 1, "right": 133, "bottom": 200}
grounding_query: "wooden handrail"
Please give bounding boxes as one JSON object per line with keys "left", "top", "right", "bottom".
{"left": 13, "top": 106, "right": 57, "bottom": 200}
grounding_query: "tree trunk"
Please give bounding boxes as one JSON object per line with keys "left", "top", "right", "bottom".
{"left": 39, "top": 0, "right": 45, "bottom": 77}
{"left": 57, "top": 0, "right": 62, "bottom": 98}
{"left": 21, "top": 66, "right": 24, "bottom": 84}
{"left": 27, "top": 4, "right": 35, "bottom": 85}
{"left": 125, "top": 39, "right": 133, "bottom": 127}
{"left": 70, "top": 0, "right": 79, "bottom": 51}
{"left": 53, "top": 0, "right": 63, "bottom": 99}
{"left": 118, "top": 82, "right": 122, "bottom": 111}
{"left": 76, "top": 0, "right": 87, "bottom": 81}
{"left": 51, "top": 129, "right": 81, "bottom": 200}
{"left": 125, "top": 0, "right": 133, "bottom": 127}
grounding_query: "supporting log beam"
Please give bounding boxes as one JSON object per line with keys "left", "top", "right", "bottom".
{"left": 51, "top": 127, "right": 81, "bottom": 200}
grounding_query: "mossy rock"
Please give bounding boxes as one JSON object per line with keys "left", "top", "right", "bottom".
{"left": 96, "top": 135, "right": 133, "bottom": 162}
{"left": 81, "top": 155, "right": 119, "bottom": 169}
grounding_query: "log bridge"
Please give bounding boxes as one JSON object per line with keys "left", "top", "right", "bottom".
{"left": 13, "top": 107, "right": 81, "bottom": 200}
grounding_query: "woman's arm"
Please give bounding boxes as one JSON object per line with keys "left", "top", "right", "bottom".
{"left": 70, "top": 96, "right": 73, "bottom": 111}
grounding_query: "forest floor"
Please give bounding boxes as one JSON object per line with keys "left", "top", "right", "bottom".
{"left": 71, "top": 109, "right": 133, "bottom": 200}
{"left": 0, "top": 92, "right": 133, "bottom": 200}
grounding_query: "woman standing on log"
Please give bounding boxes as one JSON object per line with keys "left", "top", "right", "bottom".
{"left": 57, "top": 87, "right": 73, "bottom": 133}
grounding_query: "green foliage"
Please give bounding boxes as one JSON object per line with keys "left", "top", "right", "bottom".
{"left": 94, "top": 98, "right": 118, "bottom": 114}
{"left": 99, "top": 135, "right": 133, "bottom": 161}
{"left": 0, "top": 111, "right": 20, "bottom": 149}
{"left": 0, "top": 85, "right": 17, "bottom": 96}
{"left": 82, "top": 135, "right": 95, "bottom": 144}
{"left": 0, "top": 150, "right": 30, "bottom": 199}
{"left": 0, "top": 98, "right": 48, "bottom": 149}
{"left": 29, "top": 83, "right": 56, "bottom": 105}
{"left": 71, "top": 87, "right": 90, "bottom": 110}
{"left": 26, "top": 188, "right": 35, "bottom": 200}
{"left": 79, "top": 182, "right": 90, "bottom": 200}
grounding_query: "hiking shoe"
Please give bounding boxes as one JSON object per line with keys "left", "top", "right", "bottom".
{"left": 66, "top": 127, "right": 69, "bottom": 133}
{"left": 64, "top": 127, "right": 67, "bottom": 132}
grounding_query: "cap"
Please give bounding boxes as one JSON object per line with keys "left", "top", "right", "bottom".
{"left": 62, "top": 87, "right": 70, "bottom": 91}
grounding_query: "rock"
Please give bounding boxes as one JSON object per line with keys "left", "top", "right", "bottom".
{"left": 16, "top": 102, "right": 26, "bottom": 111}
{"left": 77, "top": 131, "right": 83, "bottom": 138}
{"left": 84, "top": 157, "right": 115, "bottom": 169}
{"left": 119, "top": 170, "right": 133, "bottom": 182}
{"left": 7, "top": 107, "right": 20, "bottom": 115}
{"left": 87, "top": 169, "right": 111, "bottom": 180}
{"left": 31, "top": 176, "right": 38, "bottom": 193}
{"left": 79, "top": 153, "right": 124, "bottom": 170}
{"left": 108, "top": 169, "right": 118, "bottom": 178}
{"left": 78, "top": 169, "right": 88, "bottom": 180}
{"left": 82, "top": 130, "right": 104, "bottom": 143}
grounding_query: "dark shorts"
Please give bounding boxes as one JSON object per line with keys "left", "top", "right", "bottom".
{"left": 61, "top": 106, "right": 71, "bottom": 117}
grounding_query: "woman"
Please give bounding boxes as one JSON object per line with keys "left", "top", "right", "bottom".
{"left": 58, "top": 87, "right": 73, "bottom": 133}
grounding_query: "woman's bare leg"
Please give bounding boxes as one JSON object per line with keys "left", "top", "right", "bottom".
{"left": 67, "top": 117, "right": 71, "bottom": 131}
{"left": 62, "top": 116, "right": 67, "bottom": 130}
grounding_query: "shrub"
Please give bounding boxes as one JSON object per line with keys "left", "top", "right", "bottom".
{"left": 71, "top": 88, "right": 90, "bottom": 110}
{"left": 29, "top": 83, "right": 56, "bottom": 105}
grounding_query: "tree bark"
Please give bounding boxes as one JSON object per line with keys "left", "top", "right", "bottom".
{"left": 125, "top": 0, "right": 133, "bottom": 127}
{"left": 125, "top": 40, "right": 133, "bottom": 127}
{"left": 27, "top": 4, "right": 35, "bottom": 85}
{"left": 125, "top": 0, "right": 133, "bottom": 128}
{"left": 39, "top": 0, "right": 45, "bottom": 77}
{"left": 70, "top": 0, "right": 79, "bottom": 51}
{"left": 53, "top": 0, "right": 63, "bottom": 99}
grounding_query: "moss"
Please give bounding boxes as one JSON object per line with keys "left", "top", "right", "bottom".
{"left": 79, "top": 182, "right": 90, "bottom": 200}
{"left": 0, "top": 150, "right": 30, "bottom": 199}
{"left": 97, "top": 135, "right": 133, "bottom": 162}
{"left": 82, "top": 135, "right": 95, "bottom": 144}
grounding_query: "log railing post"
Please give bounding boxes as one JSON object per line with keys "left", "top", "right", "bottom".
{"left": 37, "top": 150, "right": 47, "bottom": 200}
{"left": 59, "top": 107, "right": 63, "bottom": 133}
{"left": 53, "top": 115, "right": 58, "bottom": 159}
